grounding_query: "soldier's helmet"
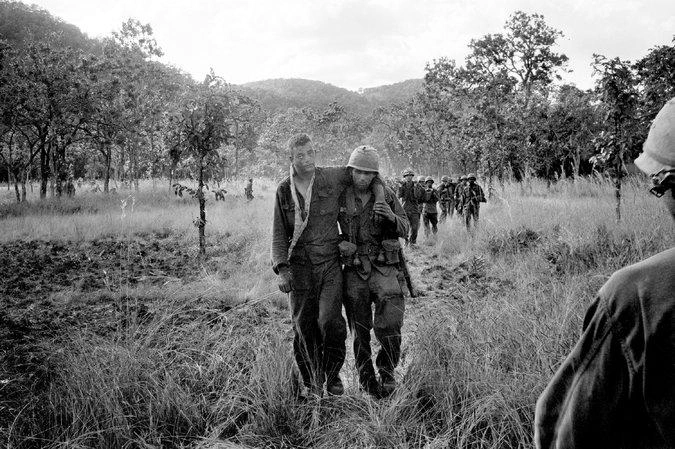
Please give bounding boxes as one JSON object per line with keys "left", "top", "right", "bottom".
{"left": 402, "top": 168, "right": 415, "bottom": 177}
{"left": 467, "top": 174, "right": 476, "bottom": 181}
{"left": 635, "top": 97, "right": 675, "bottom": 176}
{"left": 441, "top": 175, "right": 449, "bottom": 183}
{"left": 459, "top": 175, "right": 466, "bottom": 181}
{"left": 417, "top": 176, "right": 426, "bottom": 183}
{"left": 425, "top": 176, "right": 434, "bottom": 184}
{"left": 347, "top": 145, "right": 379, "bottom": 173}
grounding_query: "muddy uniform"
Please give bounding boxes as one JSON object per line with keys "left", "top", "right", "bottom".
{"left": 338, "top": 186, "right": 409, "bottom": 392}
{"left": 461, "top": 182, "right": 485, "bottom": 229}
{"left": 535, "top": 247, "right": 675, "bottom": 449}
{"left": 271, "top": 167, "right": 352, "bottom": 389}
{"left": 397, "top": 181, "right": 422, "bottom": 244}
{"left": 422, "top": 187, "right": 439, "bottom": 237}
{"left": 437, "top": 182, "right": 455, "bottom": 222}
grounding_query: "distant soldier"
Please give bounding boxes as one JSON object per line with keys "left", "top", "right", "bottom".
{"left": 65, "top": 176, "right": 76, "bottom": 197}
{"left": 454, "top": 175, "right": 467, "bottom": 217}
{"left": 422, "top": 176, "right": 439, "bottom": 238}
{"left": 461, "top": 174, "right": 486, "bottom": 230}
{"left": 397, "top": 169, "right": 422, "bottom": 246}
{"left": 244, "top": 178, "right": 254, "bottom": 201}
{"left": 339, "top": 146, "right": 409, "bottom": 398}
{"left": 437, "top": 176, "right": 456, "bottom": 223}
{"left": 534, "top": 97, "right": 675, "bottom": 449}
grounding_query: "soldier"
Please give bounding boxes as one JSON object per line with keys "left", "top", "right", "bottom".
{"left": 397, "top": 169, "right": 421, "bottom": 246}
{"left": 454, "top": 175, "right": 466, "bottom": 218}
{"left": 338, "top": 146, "right": 409, "bottom": 398}
{"left": 534, "top": 97, "right": 675, "bottom": 449}
{"left": 421, "top": 176, "right": 439, "bottom": 238}
{"left": 271, "top": 134, "right": 385, "bottom": 397}
{"left": 461, "top": 174, "right": 486, "bottom": 230}
{"left": 244, "top": 178, "right": 254, "bottom": 201}
{"left": 437, "top": 175, "right": 456, "bottom": 223}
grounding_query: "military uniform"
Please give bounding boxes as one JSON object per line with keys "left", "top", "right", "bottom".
{"left": 338, "top": 186, "right": 409, "bottom": 395}
{"left": 397, "top": 180, "right": 422, "bottom": 245}
{"left": 421, "top": 182, "right": 439, "bottom": 237}
{"left": 437, "top": 179, "right": 456, "bottom": 223}
{"left": 461, "top": 180, "right": 485, "bottom": 229}
{"left": 271, "top": 167, "right": 352, "bottom": 391}
{"left": 244, "top": 178, "right": 254, "bottom": 201}
{"left": 535, "top": 248, "right": 675, "bottom": 448}
{"left": 454, "top": 179, "right": 466, "bottom": 217}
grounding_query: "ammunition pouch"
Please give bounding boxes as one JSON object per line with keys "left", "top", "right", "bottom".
{"left": 381, "top": 239, "right": 401, "bottom": 265}
{"left": 339, "top": 241, "right": 358, "bottom": 266}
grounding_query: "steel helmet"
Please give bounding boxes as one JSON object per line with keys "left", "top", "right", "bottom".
{"left": 635, "top": 97, "right": 675, "bottom": 175}
{"left": 425, "top": 176, "right": 434, "bottom": 184}
{"left": 417, "top": 176, "right": 425, "bottom": 183}
{"left": 402, "top": 168, "right": 415, "bottom": 177}
{"left": 467, "top": 173, "right": 476, "bottom": 180}
{"left": 347, "top": 145, "right": 379, "bottom": 173}
{"left": 459, "top": 175, "right": 466, "bottom": 181}
{"left": 441, "top": 175, "right": 449, "bottom": 183}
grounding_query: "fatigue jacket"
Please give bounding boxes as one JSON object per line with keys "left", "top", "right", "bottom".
{"left": 437, "top": 183, "right": 455, "bottom": 202}
{"left": 461, "top": 183, "right": 485, "bottom": 208}
{"left": 535, "top": 247, "right": 675, "bottom": 449}
{"left": 338, "top": 186, "right": 409, "bottom": 279}
{"left": 271, "top": 167, "right": 351, "bottom": 273}
{"left": 397, "top": 181, "right": 422, "bottom": 215}
{"left": 421, "top": 188, "right": 439, "bottom": 215}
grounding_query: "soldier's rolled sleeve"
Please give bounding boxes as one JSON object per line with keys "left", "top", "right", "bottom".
{"left": 534, "top": 296, "right": 630, "bottom": 449}
{"left": 271, "top": 186, "right": 291, "bottom": 274}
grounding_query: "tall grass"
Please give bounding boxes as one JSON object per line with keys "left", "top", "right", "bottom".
{"left": 2, "top": 176, "right": 673, "bottom": 448}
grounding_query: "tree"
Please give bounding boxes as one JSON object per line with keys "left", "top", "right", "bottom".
{"left": 591, "top": 55, "right": 640, "bottom": 221}
{"left": 171, "top": 73, "right": 239, "bottom": 257}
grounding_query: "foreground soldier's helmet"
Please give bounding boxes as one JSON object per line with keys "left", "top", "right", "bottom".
{"left": 467, "top": 174, "right": 476, "bottom": 180}
{"left": 417, "top": 176, "right": 425, "bottom": 183}
{"left": 635, "top": 97, "right": 675, "bottom": 175}
{"left": 441, "top": 175, "right": 449, "bottom": 183}
{"left": 347, "top": 145, "right": 379, "bottom": 173}
{"left": 425, "top": 176, "right": 434, "bottom": 184}
{"left": 402, "top": 168, "right": 415, "bottom": 177}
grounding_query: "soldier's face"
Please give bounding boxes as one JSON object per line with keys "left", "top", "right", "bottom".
{"left": 352, "top": 168, "right": 377, "bottom": 191}
{"left": 404, "top": 175, "right": 413, "bottom": 182}
{"left": 291, "top": 143, "right": 316, "bottom": 175}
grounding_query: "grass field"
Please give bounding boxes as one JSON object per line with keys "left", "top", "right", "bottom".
{"left": 1, "top": 176, "right": 673, "bottom": 448}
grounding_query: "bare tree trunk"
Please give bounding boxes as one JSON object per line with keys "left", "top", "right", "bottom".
{"left": 40, "top": 145, "right": 50, "bottom": 199}
{"left": 12, "top": 172, "right": 20, "bottom": 203}
{"left": 615, "top": 171, "right": 622, "bottom": 222}
{"left": 21, "top": 169, "right": 27, "bottom": 202}
{"left": 198, "top": 156, "right": 206, "bottom": 257}
{"left": 6, "top": 166, "right": 9, "bottom": 190}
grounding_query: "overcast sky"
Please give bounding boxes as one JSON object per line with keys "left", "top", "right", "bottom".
{"left": 26, "top": 0, "right": 675, "bottom": 91}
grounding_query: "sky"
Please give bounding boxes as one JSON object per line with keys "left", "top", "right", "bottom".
{"left": 24, "top": 0, "right": 675, "bottom": 92}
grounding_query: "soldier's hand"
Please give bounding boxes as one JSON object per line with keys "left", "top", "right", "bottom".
{"left": 278, "top": 266, "right": 294, "bottom": 293}
{"left": 373, "top": 201, "right": 396, "bottom": 223}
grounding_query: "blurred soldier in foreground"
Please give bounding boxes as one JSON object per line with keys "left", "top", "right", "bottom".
{"left": 461, "top": 174, "right": 485, "bottom": 230}
{"left": 270, "top": 133, "right": 384, "bottom": 397}
{"left": 397, "top": 169, "right": 421, "bottom": 246}
{"left": 244, "top": 178, "right": 254, "bottom": 201}
{"left": 437, "top": 176, "right": 456, "bottom": 223}
{"left": 454, "top": 175, "right": 466, "bottom": 218}
{"left": 421, "top": 176, "right": 439, "bottom": 238}
{"left": 338, "top": 146, "right": 409, "bottom": 398}
{"left": 535, "top": 97, "right": 675, "bottom": 449}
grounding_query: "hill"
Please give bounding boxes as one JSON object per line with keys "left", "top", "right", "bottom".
{"left": 360, "top": 78, "right": 423, "bottom": 107}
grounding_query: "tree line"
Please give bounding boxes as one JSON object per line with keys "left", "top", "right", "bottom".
{"left": 1, "top": 2, "right": 674, "bottom": 204}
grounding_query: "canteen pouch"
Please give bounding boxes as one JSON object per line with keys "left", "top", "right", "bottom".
{"left": 381, "top": 239, "right": 401, "bottom": 265}
{"left": 339, "top": 241, "right": 358, "bottom": 266}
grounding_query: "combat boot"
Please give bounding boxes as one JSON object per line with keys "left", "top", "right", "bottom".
{"left": 326, "top": 375, "right": 344, "bottom": 396}
{"left": 380, "top": 372, "right": 396, "bottom": 398}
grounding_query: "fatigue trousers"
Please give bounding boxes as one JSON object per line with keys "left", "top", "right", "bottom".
{"left": 404, "top": 210, "right": 420, "bottom": 244}
{"left": 344, "top": 266, "right": 405, "bottom": 386}
{"left": 289, "top": 257, "right": 347, "bottom": 389}
{"left": 464, "top": 204, "right": 480, "bottom": 229}
{"left": 439, "top": 200, "right": 454, "bottom": 222}
{"left": 423, "top": 213, "right": 438, "bottom": 237}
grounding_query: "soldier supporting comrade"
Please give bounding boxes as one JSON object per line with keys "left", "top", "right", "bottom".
{"left": 534, "top": 97, "right": 675, "bottom": 449}
{"left": 397, "top": 169, "right": 422, "bottom": 246}
{"left": 338, "top": 145, "right": 410, "bottom": 398}
{"left": 270, "top": 133, "right": 385, "bottom": 397}
{"left": 461, "top": 174, "right": 486, "bottom": 230}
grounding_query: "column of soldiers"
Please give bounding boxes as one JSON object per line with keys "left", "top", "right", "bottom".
{"left": 395, "top": 170, "right": 487, "bottom": 238}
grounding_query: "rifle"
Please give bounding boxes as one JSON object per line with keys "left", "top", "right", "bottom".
{"left": 398, "top": 248, "right": 416, "bottom": 298}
